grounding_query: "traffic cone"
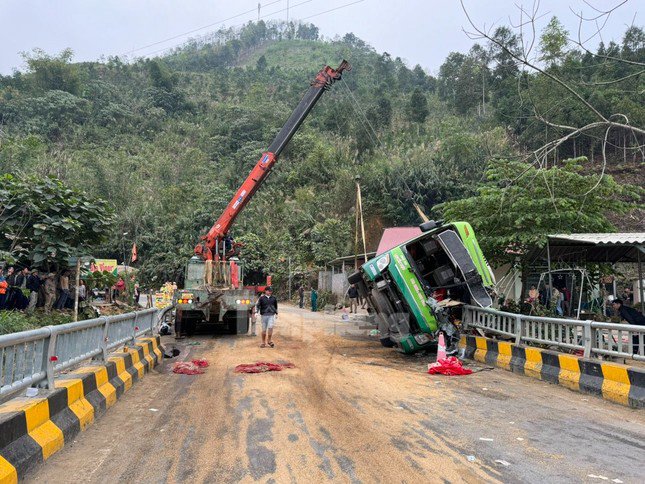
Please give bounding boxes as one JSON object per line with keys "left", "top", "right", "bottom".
{"left": 437, "top": 332, "right": 447, "bottom": 361}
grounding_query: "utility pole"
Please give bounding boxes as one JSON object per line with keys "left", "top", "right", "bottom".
{"left": 288, "top": 255, "right": 292, "bottom": 301}
{"left": 354, "top": 175, "right": 368, "bottom": 269}
{"left": 258, "top": 2, "right": 261, "bottom": 21}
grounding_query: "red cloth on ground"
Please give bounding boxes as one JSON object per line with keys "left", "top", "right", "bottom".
{"left": 427, "top": 357, "right": 472, "bottom": 376}
{"left": 172, "top": 359, "right": 209, "bottom": 375}
{"left": 234, "top": 361, "right": 295, "bottom": 373}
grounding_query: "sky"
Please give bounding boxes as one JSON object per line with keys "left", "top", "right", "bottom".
{"left": 0, "top": 0, "right": 641, "bottom": 75}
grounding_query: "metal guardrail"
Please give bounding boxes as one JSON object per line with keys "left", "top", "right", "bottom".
{"left": 463, "top": 305, "right": 645, "bottom": 361}
{"left": 0, "top": 306, "right": 173, "bottom": 399}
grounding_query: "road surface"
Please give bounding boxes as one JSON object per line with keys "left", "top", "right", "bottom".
{"left": 28, "top": 306, "right": 644, "bottom": 483}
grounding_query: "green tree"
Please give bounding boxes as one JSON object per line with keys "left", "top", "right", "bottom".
{"left": 0, "top": 173, "right": 114, "bottom": 269}
{"left": 256, "top": 54, "right": 267, "bottom": 71}
{"left": 407, "top": 87, "right": 429, "bottom": 123}
{"left": 539, "top": 16, "right": 569, "bottom": 67}
{"left": 436, "top": 157, "right": 641, "bottom": 267}
{"left": 21, "top": 48, "right": 80, "bottom": 94}
{"left": 309, "top": 218, "right": 351, "bottom": 266}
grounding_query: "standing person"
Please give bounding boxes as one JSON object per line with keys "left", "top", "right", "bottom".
{"left": 55, "top": 271, "right": 70, "bottom": 310}
{"left": 551, "top": 286, "right": 563, "bottom": 316}
{"left": 112, "top": 277, "right": 125, "bottom": 302}
{"left": 26, "top": 269, "right": 42, "bottom": 312}
{"left": 256, "top": 286, "right": 278, "bottom": 348}
{"left": 310, "top": 287, "right": 318, "bottom": 312}
{"left": 0, "top": 268, "right": 7, "bottom": 310}
{"left": 562, "top": 286, "right": 571, "bottom": 316}
{"left": 44, "top": 273, "right": 57, "bottom": 313}
{"left": 5, "top": 267, "right": 16, "bottom": 309}
{"left": 348, "top": 284, "right": 359, "bottom": 313}
{"left": 14, "top": 267, "right": 30, "bottom": 310}
{"left": 77, "top": 279, "right": 87, "bottom": 302}
{"left": 298, "top": 284, "right": 305, "bottom": 309}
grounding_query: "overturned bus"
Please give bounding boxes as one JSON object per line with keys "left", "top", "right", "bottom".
{"left": 348, "top": 220, "right": 494, "bottom": 354}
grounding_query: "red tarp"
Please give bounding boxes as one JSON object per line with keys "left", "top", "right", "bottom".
{"left": 172, "top": 359, "right": 209, "bottom": 375}
{"left": 234, "top": 361, "right": 295, "bottom": 373}
{"left": 427, "top": 357, "right": 472, "bottom": 376}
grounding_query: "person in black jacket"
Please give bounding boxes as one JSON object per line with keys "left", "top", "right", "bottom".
{"left": 26, "top": 269, "right": 42, "bottom": 312}
{"left": 255, "top": 286, "right": 278, "bottom": 348}
{"left": 348, "top": 284, "right": 359, "bottom": 313}
{"left": 612, "top": 298, "right": 645, "bottom": 353}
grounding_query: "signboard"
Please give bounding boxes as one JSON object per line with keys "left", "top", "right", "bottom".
{"left": 90, "top": 259, "right": 118, "bottom": 276}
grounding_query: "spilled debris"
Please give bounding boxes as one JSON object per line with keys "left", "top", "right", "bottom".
{"left": 172, "top": 359, "right": 209, "bottom": 375}
{"left": 234, "top": 361, "right": 296, "bottom": 373}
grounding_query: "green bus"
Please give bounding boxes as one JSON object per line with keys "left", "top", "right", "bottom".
{"left": 349, "top": 221, "right": 494, "bottom": 354}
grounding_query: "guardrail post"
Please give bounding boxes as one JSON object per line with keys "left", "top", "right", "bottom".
{"left": 43, "top": 327, "right": 56, "bottom": 389}
{"left": 95, "top": 316, "right": 109, "bottom": 362}
{"left": 462, "top": 307, "right": 471, "bottom": 330}
{"left": 131, "top": 312, "right": 139, "bottom": 345}
{"left": 514, "top": 315, "right": 523, "bottom": 345}
{"left": 582, "top": 321, "right": 593, "bottom": 358}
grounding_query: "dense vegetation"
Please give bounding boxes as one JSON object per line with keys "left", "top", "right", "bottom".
{"left": 1, "top": 19, "right": 642, "bottom": 288}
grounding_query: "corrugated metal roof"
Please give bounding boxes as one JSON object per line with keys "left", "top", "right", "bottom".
{"left": 549, "top": 233, "right": 645, "bottom": 245}
{"left": 527, "top": 232, "right": 645, "bottom": 263}
{"left": 376, "top": 227, "right": 422, "bottom": 255}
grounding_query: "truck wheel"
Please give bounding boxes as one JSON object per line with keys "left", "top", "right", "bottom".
{"left": 419, "top": 220, "right": 438, "bottom": 232}
{"left": 380, "top": 337, "right": 396, "bottom": 348}
{"left": 347, "top": 271, "right": 363, "bottom": 285}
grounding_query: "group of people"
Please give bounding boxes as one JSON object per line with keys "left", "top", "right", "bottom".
{"left": 297, "top": 285, "right": 319, "bottom": 312}
{"left": 526, "top": 284, "right": 572, "bottom": 316}
{"left": 0, "top": 266, "right": 85, "bottom": 313}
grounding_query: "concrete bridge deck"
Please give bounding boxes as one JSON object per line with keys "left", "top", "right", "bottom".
{"left": 27, "top": 306, "right": 644, "bottom": 483}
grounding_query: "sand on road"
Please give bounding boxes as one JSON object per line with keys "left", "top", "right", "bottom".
{"left": 28, "top": 305, "right": 644, "bottom": 483}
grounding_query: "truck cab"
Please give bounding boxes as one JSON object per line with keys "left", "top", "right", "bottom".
{"left": 350, "top": 221, "right": 494, "bottom": 354}
{"left": 174, "top": 256, "right": 253, "bottom": 337}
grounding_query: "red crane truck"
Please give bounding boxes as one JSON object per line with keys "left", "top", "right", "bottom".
{"left": 174, "top": 60, "right": 351, "bottom": 337}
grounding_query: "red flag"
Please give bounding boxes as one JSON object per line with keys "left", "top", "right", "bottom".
{"left": 131, "top": 243, "right": 138, "bottom": 263}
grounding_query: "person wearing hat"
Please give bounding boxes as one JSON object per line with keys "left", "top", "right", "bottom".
{"left": 255, "top": 286, "right": 278, "bottom": 348}
{"left": 612, "top": 298, "right": 645, "bottom": 352}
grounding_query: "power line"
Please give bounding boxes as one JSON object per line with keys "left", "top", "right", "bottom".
{"left": 301, "top": 0, "right": 365, "bottom": 21}
{"left": 141, "top": 0, "right": 316, "bottom": 58}
{"left": 124, "top": 0, "right": 282, "bottom": 57}
{"left": 138, "top": 0, "right": 365, "bottom": 59}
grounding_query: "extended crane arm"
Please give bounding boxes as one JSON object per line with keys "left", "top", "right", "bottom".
{"left": 195, "top": 60, "right": 351, "bottom": 260}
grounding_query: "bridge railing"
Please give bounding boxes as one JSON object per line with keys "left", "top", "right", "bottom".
{"left": 0, "top": 306, "right": 173, "bottom": 400}
{"left": 463, "top": 305, "right": 645, "bottom": 361}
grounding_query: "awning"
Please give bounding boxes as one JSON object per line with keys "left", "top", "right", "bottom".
{"left": 528, "top": 233, "right": 645, "bottom": 263}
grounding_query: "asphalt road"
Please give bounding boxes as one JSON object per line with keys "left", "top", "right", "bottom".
{"left": 28, "top": 305, "right": 644, "bottom": 483}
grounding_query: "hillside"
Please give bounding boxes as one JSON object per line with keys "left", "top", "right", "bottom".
{"left": 0, "top": 20, "right": 642, "bottom": 287}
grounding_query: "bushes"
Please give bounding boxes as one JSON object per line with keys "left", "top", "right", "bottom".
{"left": 0, "top": 310, "right": 73, "bottom": 335}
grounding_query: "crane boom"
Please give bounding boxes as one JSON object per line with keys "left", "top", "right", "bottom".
{"left": 195, "top": 60, "right": 351, "bottom": 260}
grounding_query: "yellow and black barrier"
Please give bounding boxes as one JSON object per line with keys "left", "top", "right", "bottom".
{"left": 0, "top": 336, "right": 163, "bottom": 483}
{"left": 461, "top": 335, "right": 644, "bottom": 409}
